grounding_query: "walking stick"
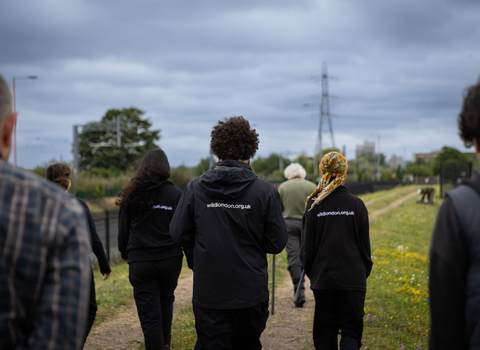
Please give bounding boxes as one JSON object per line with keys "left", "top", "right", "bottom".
{"left": 271, "top": 254, "right": 276, "bottom": 315}
{"left": 293, "top": 269, "right": 305, "bottom": 304}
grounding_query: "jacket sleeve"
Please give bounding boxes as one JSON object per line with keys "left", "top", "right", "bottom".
{"left": 429, "top": 197, "right": 468, "bottom": 350}
{"left": 301, "top": 201, "right": 317, "bottom": 277}
{"left": 172, "top": 186, "right": 194, "bottom": 269}
{"left": 262, "top": 189, "right": 288, "bottom": 254}
{"left": 29, "top": 205, "right": 91, "bottom": 350}
{"left": 359, "top": 204, "right": 372, "bottom": 278}
{"left": 183, "top": 247, "right": 194, "bottom": 269}
{"left": 170, "top": 184, "right": 196, "bottom": 248}
{"left": 117, "top": 208, "right": 131, "bottom": 260}
{"left": 86, "top": 206, "right": 111, "bottom": 274}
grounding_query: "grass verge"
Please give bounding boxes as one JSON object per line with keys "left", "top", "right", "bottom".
{"left": 359, "top": 185, "right": 438, "bottom": 350}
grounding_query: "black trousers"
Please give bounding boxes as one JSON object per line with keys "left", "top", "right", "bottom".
{"left": 82, "top": 268, "right": 97, "bottom": 348}
{"left": 193, "top": 300, "right": 269, "bottom": 350}
{"left": 129, "top": 256, "right": 183, "bottom": 350}
{"left": 312, "top": 289, "right": 365, "bottom": 350}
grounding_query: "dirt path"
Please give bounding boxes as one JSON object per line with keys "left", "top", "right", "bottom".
{"left": 369, "top": 191, "right": 418, "bottom": 220}
{"left": 84, "top": 270, "right": 193, "bottom": 350}
{"left": 85, "top": 190, "right": 418, "bottom": 349}
{"left": 261, "top": 276, "right": 315, "bottom": 349}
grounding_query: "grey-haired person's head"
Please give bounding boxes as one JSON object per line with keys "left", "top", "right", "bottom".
{"left": 284, "top": 162, "right": 307, "bottom": 180}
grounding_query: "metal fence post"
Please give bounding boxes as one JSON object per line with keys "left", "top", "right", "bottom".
{"left": 271, "top": 254, "right": 276, "bottom": 315}
{"left": 105, "top": 210, "right": 110, "bottom": 262}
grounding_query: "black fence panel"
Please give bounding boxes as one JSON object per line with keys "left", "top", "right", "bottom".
{"left": 92, "top": 210, "right": 121, "bottom": 266}
{"left": 439, "top": 162, "right": 472, "bottom": 198}
{"left": 345, "top": 181, "right": 399, "bottom": 196}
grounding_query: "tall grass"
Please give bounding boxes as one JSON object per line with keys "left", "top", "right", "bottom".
{"left": 360, "top": 186, "right": 437, "bottom": 350}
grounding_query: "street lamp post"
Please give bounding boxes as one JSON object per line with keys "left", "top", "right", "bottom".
{"left": 12, "top": 75, "right": 37, "bottom": 167}
{"left": 369, "top": 133, "right": 382, "bottom": 181}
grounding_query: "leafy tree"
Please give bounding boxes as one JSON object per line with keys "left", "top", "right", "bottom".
{"left": 251, "top": 153, "right": 291, "bottom": 176}
{"left": 380, "top": 169, "right": 393, "bottom": 181}
{"left": 322, "top": 148, "right": 340, "bottom": 156}
{"left": 358, "top": 152, "right": 386, "bottom": 166}
{"left": 293, "top": 154, "right": 316, "bottom": 181}
{"left": 406, "top": 163, "right": 432, "bottom": 176}
{"left": 77, "top": 108, "right": 160, "bottom": 171}
{"left": 93, "top": 183, "right": 106, "bottom": 198}
{"left": 192, "top": 157, "right": 212, "bottom": 177}
{"left": 394, "top": 165, "right": 406, "bottom": 183}
{"left": 31, "top": 158, "right": 74, "bottom": 180}
{"left": 170, "top": 165, "right": 195, "bottom": 186}
{"left": 348, "top": 157, "right": 375, "bottom": 182}
{"left": 431, "top": 146, "right": 469, "bottom": 175}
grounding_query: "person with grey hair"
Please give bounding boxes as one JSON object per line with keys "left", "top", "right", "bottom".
{"left": 0, "top": 74, "right": 92, "bottom": 350}
{"left": 278, "top": 162, "right": 317, "bottom": 306}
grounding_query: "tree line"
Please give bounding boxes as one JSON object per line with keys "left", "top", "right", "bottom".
{"left": 31, "top": 107, "right": 479, "bottom": 192}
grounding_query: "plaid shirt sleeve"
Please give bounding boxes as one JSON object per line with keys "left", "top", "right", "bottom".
{"left": 0, "top": 165, "right": 91, "bottom": 350}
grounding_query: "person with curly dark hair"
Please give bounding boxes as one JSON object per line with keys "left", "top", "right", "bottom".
{"left": 170, "top": 116, "right": 288, "bottom": 350}
{"left": 430, "top": 77, "right": 480, "bottom": 350}
{"left": 117, "top": 148, "right": 192, "bottom": 350}
{"left": 45, "top": 162, "right": 111, "bottom": 348}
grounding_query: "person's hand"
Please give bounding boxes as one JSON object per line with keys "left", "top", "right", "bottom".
{"left": 103, "top": 272, "right": 111, "bottom": 281}
{"left": 122, "top": 257, "right": 128, "bottom": 262}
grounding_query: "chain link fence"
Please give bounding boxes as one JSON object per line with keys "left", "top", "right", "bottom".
{"left": 439, "top": 162, "right": 472, "bottom": 198}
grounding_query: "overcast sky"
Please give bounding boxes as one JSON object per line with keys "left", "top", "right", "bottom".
{"left": 2, "top": 0, "right": 479, "bottom": 170}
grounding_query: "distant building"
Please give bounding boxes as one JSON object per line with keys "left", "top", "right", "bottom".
{"left": 356, "top": 141, "right": 375, "bottom": 159}
{"left": 389, "top": 155, "right": 405, "bottom": 170}
{"left": 414, "top": 151, "right": 439, "bottom": 162}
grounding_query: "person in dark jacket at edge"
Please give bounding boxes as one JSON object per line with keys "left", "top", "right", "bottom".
{"left": 170, "top": 116, "right": 288, "bottom": 350}
{"left": 301, "top": 152, "right": 372, "bottom": 350}
{"left": 45, "top": 163, "right": 112, "bottom": 348}
{"left": 117, "top": 149, "right": 193, "bottom": 350}
{"left": 429, "top": 77, "right": 480, "bottom": 350}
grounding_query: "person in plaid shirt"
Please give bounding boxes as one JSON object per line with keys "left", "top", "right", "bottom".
{"left": 0, "top": 73, "right": 92, "bottom": 350}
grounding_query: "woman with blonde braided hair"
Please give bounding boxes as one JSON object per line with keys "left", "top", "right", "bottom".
{"left": 301, "top": 152, "right": 372, "bottom": 350}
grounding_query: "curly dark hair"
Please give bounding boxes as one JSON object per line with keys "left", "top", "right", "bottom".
{"left": 116, "top": 148, "right": 170, "bottom": 212}
{"left": 210, "top": 116, "right": 259, "bottom": 160}
{"left": 459, "top": 77, "right": 480, "bottom": 148}
{"left": 45, "top": 163, "right": 71, "bottom": 190}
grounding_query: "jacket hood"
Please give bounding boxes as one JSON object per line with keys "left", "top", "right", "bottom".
{"left": 199, "top": 160, "right": 258, "bottom": 200}
{"left": 464, "top": 167, "right": 480, "bottom": 197}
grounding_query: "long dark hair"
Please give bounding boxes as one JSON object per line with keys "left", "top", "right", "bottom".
{"left": 45, "top": 163, "right": 71, "bottom": 190}
{"left": 116, "top": 149, "right": 170, "bottom": 212}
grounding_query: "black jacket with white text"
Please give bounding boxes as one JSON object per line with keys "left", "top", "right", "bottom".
{"left": 301, "top": 185, "right": 372, "bottom": 292}
{"left": 118, "top": 181, "right": 185, "bottom": 263}
{"left": 170, "top": 160, "right": 288, "bottom": 309}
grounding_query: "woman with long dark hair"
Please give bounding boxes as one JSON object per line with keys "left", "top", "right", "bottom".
{"left": 45, "top": 163, "right": 111, "bottom": 348}
{"left": 117, "top": 148, "right": 191, "bottom": 350}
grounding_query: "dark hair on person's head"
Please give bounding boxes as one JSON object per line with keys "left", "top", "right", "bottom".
{"left": 116, "top": 148, "right": 170, "bottom": 212}
{"left": 459, "top": 77, "right": 480, "bottom": 148}
{"left": 210, "top": 116, "right": 259, "bottom": 160}
{"left": 45, "top": 163, "right": 71, "bottom": 190}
